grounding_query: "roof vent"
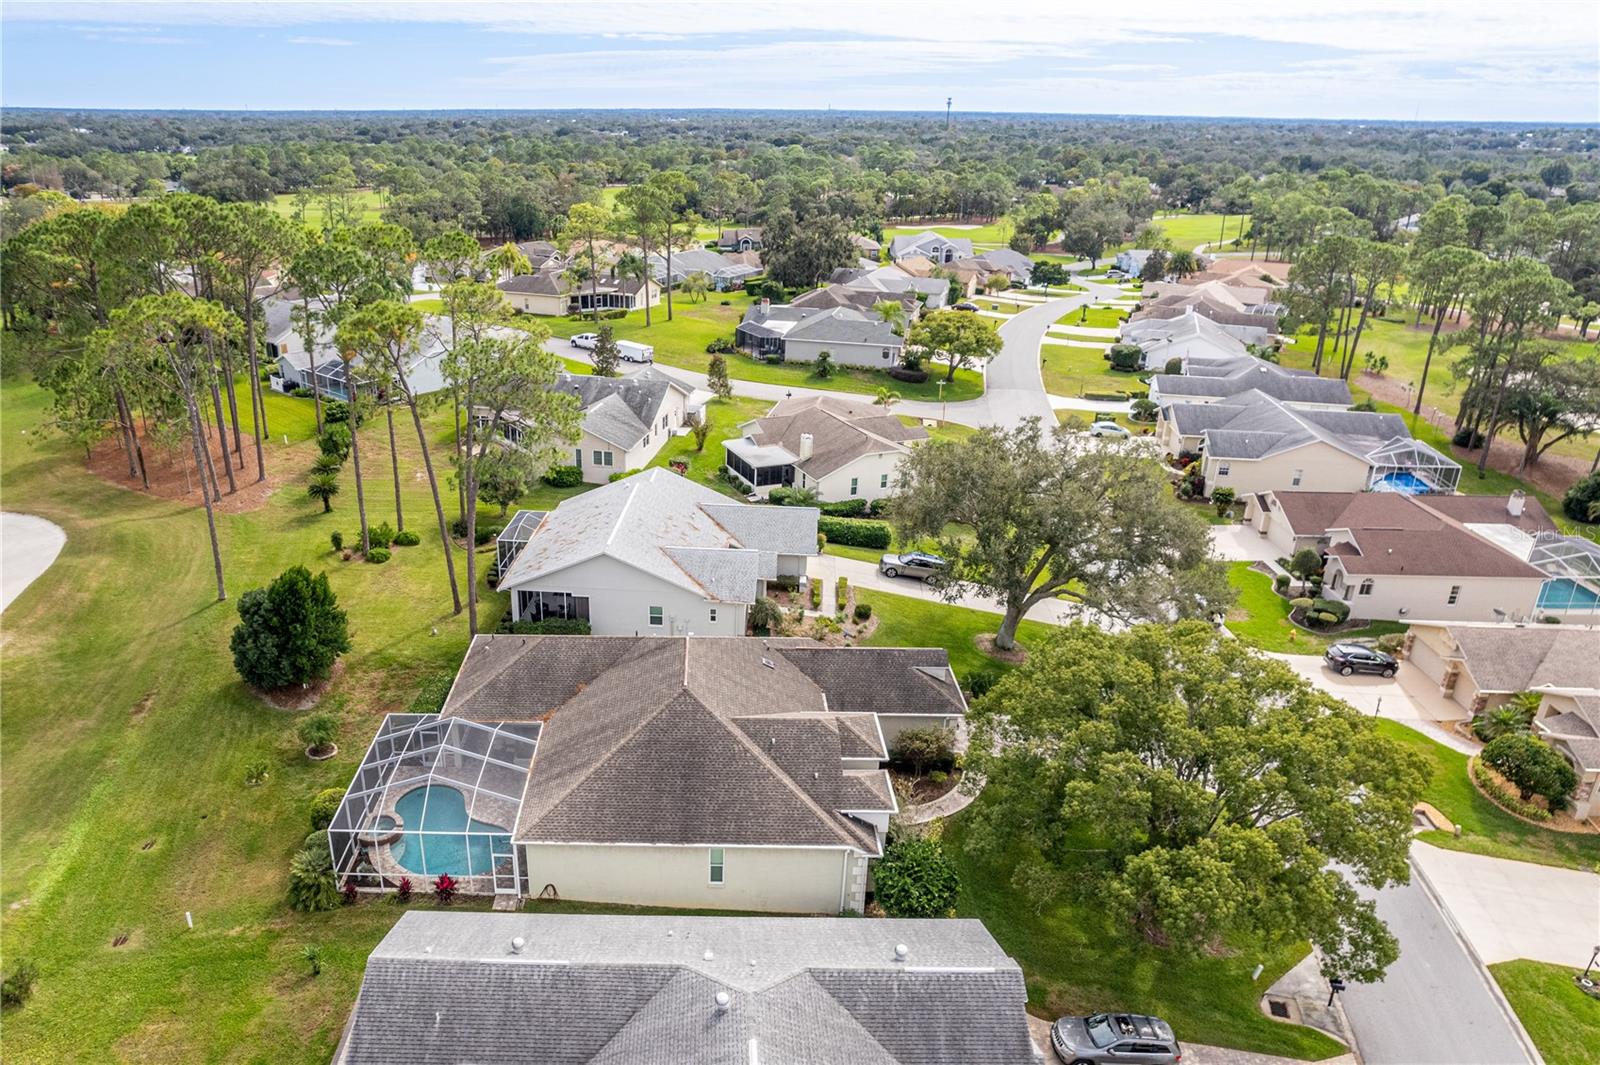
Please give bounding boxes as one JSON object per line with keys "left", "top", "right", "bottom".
{"left": 715, "top": 991, "right": 731, "bottom": 1010}
{"left": 894, "top": 943, "right": 909, "bottom": 961}
{"left": 510, "top": 936, "right": 525, "bottom": 954}
{"left": 703, "top": 948, "right": 716, "bottom": 961}
{"left": 760, "top": 657, "right": 776, "bottom": 669}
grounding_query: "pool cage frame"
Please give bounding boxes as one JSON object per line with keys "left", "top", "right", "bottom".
{"left": 1364, "top": 438, "right": 1462, "bottom": 494}
{"left": 329, "top": 713, "right": 540, "bottom": 896}
{"left": 1529, "top": 534, "right": 1600, "bottom": 617}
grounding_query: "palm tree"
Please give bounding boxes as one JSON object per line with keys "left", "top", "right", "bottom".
{"left": 874, "top": 386, "right": 901, "bottom": 412}
{"left": 308, "top": 472, "right": 340, "bottom": 513}
{"left": 1472, "top": 692, "right": 1539, "bottom": 742}
{"left": 873, "top": 299, "right": 907, "bottom": 335}
{"left": 484, "top": 242, "right": 531, "bottom": 280}
{"left": 1168, "top": 250, "right": 1200, "bottom": 278}
{"left": 614, "top": 252, "right": 653, "bottom": 325}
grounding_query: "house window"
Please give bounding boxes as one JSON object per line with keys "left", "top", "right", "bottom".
{"left": 709, "top": 608, "right": 718, "bottom": 624}
{"left": 850, "top": 478, "right": 859, "bottom": 496}
{"left": 648, "top": 606, "right": 664, "bottom": 627}
{"left": 1217, "top": 463, "right": 1231, "bottom": 477}
{"left": 574, "top": 448, "right": 583, "bottom": 468}
{"left": 660, "top": 415, "right": 668, "bottom": 430}
{"left": 709, "top": 847, "right": 725, "bottom": 884}
{"left": 882, "top": 349, "right": 891, "bottom": 359}
{"left": 1447, "top": 585, "right": 1461, "bottom": 605}
{"left": 1291, "top": 469, "right": 1303, "bottom": 487}
{"left": 880, "top": 473, "right": 889, "bottom": 488}
{"left": 1358, "top": 579, "right": 1373, "bottom": 596}
{"left": 593, "top": 450, "right": 615, "bottom": 467}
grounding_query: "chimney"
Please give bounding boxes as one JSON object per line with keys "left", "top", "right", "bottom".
{"left": 755, "top": 298, "right": 770, "bottom": 321}
{"left": 1507, "top": 489, "right": 1526, "bottom": 517}
{"left": 798, "top": 433, "right": 814, "bottom": 461}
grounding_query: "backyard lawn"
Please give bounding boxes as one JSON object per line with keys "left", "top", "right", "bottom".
{"left": 1053, "top": 305, "right": 1129, "bottom": 330}
{"left": 1489, "top": 960, "right": 1600, "bottom": 1065}
{"left": 644, "top": 394, "right": 772, "bottom": 496}
{"left": 943, "top": 810, "right": 1346, "bottom": 1060}
{"left": 1223, "top": 562, "right": 1405, "bottom": 653}
{"left": 1371, "top": 720, "right": 1600, "bottom": 870}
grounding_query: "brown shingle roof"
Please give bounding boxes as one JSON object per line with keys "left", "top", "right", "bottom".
{"left": 1323, "top": 494, "right": 1547, "bottom": 580}
{"left": 740, "top": 395, "right": 928, "bottom": 479}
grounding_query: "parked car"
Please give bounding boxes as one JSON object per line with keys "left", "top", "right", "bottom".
{"left": 879, "top": 552, "right": 946, "bottom": 582}
{"left": 1324, "top": 643, "right": 1397, "bottom": 678}
{"left": 1050, "top": 1013, "right": 1182, "bottom": 1065}
{"left": 570, "top": 333, "right": 600, "bottom": 350}
{"left": 1088, "top": 421, "right": 1131, "bottom": 438}
{"left": 952, "top": 301, "right": 980, "bottom": 312}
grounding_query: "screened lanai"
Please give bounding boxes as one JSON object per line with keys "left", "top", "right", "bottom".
{"left": 329, "top": 714, "right": 540, "bottom": 895}
{"left": 1364, "top": 438, "right": 1462, "bottom": 495}
{"left": 1529, "top": 534, "right": 1600, "bottom": 616}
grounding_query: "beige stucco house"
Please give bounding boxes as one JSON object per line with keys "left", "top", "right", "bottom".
{"left": 724, "top": 394, "right": 928, "bottom": 501}
{"left": 498, "top": 267, "right": 661, "bottom": 317}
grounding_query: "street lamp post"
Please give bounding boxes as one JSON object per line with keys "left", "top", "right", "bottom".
{"left": 938, "top": 379, "right": 946, "bottom": 423}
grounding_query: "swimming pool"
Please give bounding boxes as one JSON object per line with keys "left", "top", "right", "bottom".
{"left": 388, "top": 784, "right": 511, "bottom": 877}
{"left": 1370, "top": 471, "right": 1435, "bottom": 495}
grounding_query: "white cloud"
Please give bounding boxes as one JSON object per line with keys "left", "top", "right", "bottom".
{"left": 287, "top": 35, "right": 353, "bottom": 46}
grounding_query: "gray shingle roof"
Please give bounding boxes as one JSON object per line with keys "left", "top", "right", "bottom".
{"left": 1152, "top": 361, "right": 1351, "bottom": 406}
{"left": 343, "top": 913, "right": 1037, "bottom": 1065}
{"left": 739, "top": 394, "right": 928, "bottom": 479}
{"left": 496, "top": 469, "right": 816, "bottom": 601}
{"left": 438, "top": 636, "right": 961, "bottom": 849}
{"left": 889, "top": 231, "right": 975, "bottom": 259}
{"left": 537, "top": 367, "right": 690, "bottom": 450}
{"left": 1444, "top": 626, "right": 1600, "bottom": 694}
{"left": 1167, "top": 390, "right": 1419, "bottom": 463}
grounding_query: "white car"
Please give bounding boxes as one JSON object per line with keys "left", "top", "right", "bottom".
{"left": 1088, "top": 421, "right": 1131, "bottom": 438}
{"left": 570, "top": 333, "right": 600, "bottom": 350}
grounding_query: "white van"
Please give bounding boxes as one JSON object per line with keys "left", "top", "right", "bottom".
{"left": 617, "top": 340, "right": 654, "bottom": 363}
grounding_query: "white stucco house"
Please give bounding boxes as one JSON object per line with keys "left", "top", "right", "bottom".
{"left": 830, "top": 263, "right": 951, "bottom": 309}
{"left": 328, "top": 635, "right": 969, "bottom": 912}
{"left": 495, "top": 468, "right": 818, "bottom": 635}
{"left": 724, "top": 394, "right": 927, "bottom": 501}
{"left": 888, "top": 231, "right": 974, "bottom": 264}
{"left": 487, "top": 368, "right": 694, "bottom": 484}
{"left": 1158, "top": 389, "right": 1462, "bottom": 497}
{"left": 646, "top": 247, "right": 762, "bottom": 291}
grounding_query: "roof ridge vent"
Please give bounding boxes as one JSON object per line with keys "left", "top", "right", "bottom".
{"left": 894, "top": 943, "right": 909, "bottom": 961}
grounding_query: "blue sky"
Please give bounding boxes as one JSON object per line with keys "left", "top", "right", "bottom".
{"left": 3, "top": 1, "right": 1597, "bottom": 122}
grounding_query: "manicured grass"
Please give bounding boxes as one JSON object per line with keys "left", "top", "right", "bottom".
{"left": 1223, "top": 562, "right": 1405, "bottom": 653}
{"left": 532, "top": 295, "right": 985, "bottom": 404}
{"left": 1144, "top": 212, "right": 1251, "bottom": 252}
{"left": 1053, "top": 305, "right": 1128, "bottom": 330}
{"left": 645, "top": 394, "right": 772, "bottom": 496}
{"left": 268, "top": 188, "right": 386, "bottom": 226}
{"left": 883, "top": 219, "right": 1015, "bottom": 246}
{"left": 1041, "top": 345, "right": 1146, "bottom": 398}
{"left": 855, "top": 587, "right": 1057, "bottom": 681}
{"left": 1370, "top": 719, "right": 1600, "bottom": 870}
{"left": 944, "top": 809, "right": 1346, "bottom": 1060}
{"left": 1489, "top": 960, "right": 1600, "bottom": 1065}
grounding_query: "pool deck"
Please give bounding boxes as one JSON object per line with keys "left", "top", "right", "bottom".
{"left": 355, "top": 768, "right": 519, "bottom": 897}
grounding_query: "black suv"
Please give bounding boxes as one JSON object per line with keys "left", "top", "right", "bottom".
{"left": 1324, "top": 643, "right": 1398, "bottom": 678}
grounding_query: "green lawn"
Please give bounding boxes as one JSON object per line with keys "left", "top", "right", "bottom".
{"left": 883, "top": 219, "right": 1014, "bottom": 247}
{"left": 1489, "top": 960, "right": 1600, "bottom": 1065}
{"left": 645, "top": 394, "right": 771, "bottom": 496}
{"left": 1143, "top": 212, "right": 1252, "bottom": 252}
{"left": 1371, "top": 720, "right": 1600, "bottom": 870}
{"left": 944, "top": 809, "right": 1346, "bottom": 1060}
{"left": 1223, "top": 563, "right": 1405, "bottom": 653}
{"left": 267, "top": 189, "right": 386, "bottom": 227}
{"left": 856, "top": 588, "right": 1058, "bottom": 682}
{"left": 1053, "top": 305, "right": 1129, "bottom": 330}
{"left": 1041, "top": 344, "right": 1146, "bottom": 398}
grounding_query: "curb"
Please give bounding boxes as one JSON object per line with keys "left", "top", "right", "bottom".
{"left": 1409, "top": 847, "right": 1545, "bottom": 1065}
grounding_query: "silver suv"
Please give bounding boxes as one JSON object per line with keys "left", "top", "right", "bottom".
{"left": 878, "top": 551, "right": 946, "bottom": 583}
{"left": 1050, "top": 1013, "right": 1182, "bottom": 1064}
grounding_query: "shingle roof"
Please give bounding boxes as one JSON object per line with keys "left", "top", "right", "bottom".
{"left": 889, "top": 231, "right": 974, "bottom": 259}
{"left": 1123, "top": 309, "right": 1250, "bottom": 357}
{"left": 496, "top": 469, "right": 817, "bottom": 601}
{"left": 738, "top": 394, "right": 928, "bottom": 478}
{"left": 1271, "top": 490, "right": 1555, "bottom": 541}
{"left": 538, "top": 367, "right": 690, "bottom": 450}
{"left": 1443, "top": 626, "right": 1600, "bottom": 694}
{"left": 785, "top": 306, "right": 904, "bottom": 347}
{"left": 343, "top": 913, "right": 1037, "bottom": 1065}
{"left": 1168, "top": 390, "right": 1428, "bottom": 464}
{"left": 1323, "top": 495, "right": 1548, "bottom": 579}
{"left": 1151, "top": 362, "right": 1352, "bottom": 406}
{"left": 439, "top": 636, "right": 960, "bottom": 850}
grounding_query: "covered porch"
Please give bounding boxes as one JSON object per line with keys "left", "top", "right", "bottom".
{"left": 724, "top": 437, "right": 796, "bottom": 495}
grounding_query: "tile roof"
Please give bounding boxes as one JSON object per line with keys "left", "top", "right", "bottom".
{"left": 1443, "top": 626, "right": 1600, "bottom": 694}
{"left": 495, "top": 469, "right": 817, "bottom": 601}
{"left": 343, "top": 913, "right": 1037, "bottom": 1065}
{"left": 439, "top": 636, "right": 960, "bottom": 850}
{"left": 738, "top": 394, "right": 928, "bottom": 478}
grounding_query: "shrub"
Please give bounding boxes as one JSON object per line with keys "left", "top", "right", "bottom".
{"left": 365, "top": 547, "right": 391, "bottom": 564}
{"left": 873, "top": 835, "right": 959, "bottom": 918}
{"left": 891, "top": 727, "right": 956, "bottom": 775}
{"left": 541, "top": 464, "right": 584, "bottom": 488}
{"left": 1289, "top": 597, "right": 1314, "bottom": 610}
{"left": 1164, "top": 356, "right": 1184, "bottom": 375}
{"left": 508, "top": 617, "right": 591, "bottom": 635}
{"left": 1273, "top": 573, "right": 1290, "bottom": 591}
{"left": 298, "top": 712, "right": 340, "bottom": 756}
{"left": 392, "top": 529, "right": 420, "bottom": 547}
{"left": 288, "top": 847, "right": 340, "bottom": 913}
{"left": 818, "top": 498, "right": 869, "bottom": 517}
{"left": 290, "top": 386, "right": 314, "bottom": 398}
{"left": 888, "top": 366, "right": 929, "bottom": 384}
{"left": 817, "top": 516, "right": 891, "bottom": 549}
{"left": 1311, "top": 597, "right": 1350, "bottom": 624}
{"left": 243, "top": 758, "right": 271, "bottom": 787}
{"left": 309, "top": 787, "right": 344, "bottom": 830}
{"left": 303, "top": 943, "right": 325, "bottom": 975}
{"left": 771, "top": 575, "right": 801, "bottom": 594}
{"left": 929, "top": 770, "right": 949, "bottom": 786}
{"left": 311, "top": 452, "right": 342, "bottom": 475}
{"left": 814, "top": 350, "right": 835, "bottom": 379}
{"left": 1312, "top": 611, "right": 1339, "bottom": 625}
{"left": 329, "top": 530, "right": 343, "bottom": 552}
{"left": 1452, "top": 426, "right": 1486, "bottom": 449}
{"left": 705, "top": 336, "right": 737, "bottom": 354}
{"left": 474, "top": 524, "right": 502, "bottom": 546}
{"left": 809, "top": 577, "right": 823, "bottom": 608}
{"left": 1107, "top": 343, "right": 1143, "bottom": 371}
{"left": 323, "top": 399, "right": 351, "bottom": 424}
{"left": 1482, "top": 733, "right": 1577, "bottom": 810}
{"left": 341, "top": 880, "right": 359, "bottom": 907}
{"left": 967, "top": 667, "right": 1000, "bottom": 699}
{"left": 230, "top": 566, "right": 352, "bottom": 691}
{"left": 1211, "top": 487, "right": 1236, "bottom": 517}
{"left": 394, "top": 876, "right": 413, "bottom": 903}
{"left": 749, "top": 596, "right": 783, "bottom": 635}
{"left": 1130, "top": 397, "right": 1159, "bottom": 423}
{"left": 1563, "top": 472, "right": 1600, "bottom": 524}
{"left": 853, "top": 602, "right": 873, "bottom": 622}
{"left": 1471, "top": 758, "right": 1551, "bottom": 821}
{"left": 318, "top": 423, "right": 351, "bottom": 462}
{"left": 2, "top": 960, "right": 38, "bottom": 1008}
{"left": 433, "top": 873, "right": 458, "bottom": 905}
{"left": 608, "top": 468, "right": 643, "bottom": 483}
{"left": 368, "top": 522, "right": 396, "bottom": 550}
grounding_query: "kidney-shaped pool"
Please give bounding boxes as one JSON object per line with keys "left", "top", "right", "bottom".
{"left": 389, "top": 784, "right": 512, "bottom": 877}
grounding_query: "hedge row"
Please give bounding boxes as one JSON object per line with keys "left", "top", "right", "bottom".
{"left": 818, "top": 516, "right": 892, "bottom": 549}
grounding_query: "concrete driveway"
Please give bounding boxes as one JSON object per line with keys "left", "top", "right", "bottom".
{"left": 1270, "top": 656, "right": 1477, "bottom": 753}
{"left": 1412, "top": 842, "right": 1600, "bottom": 966}
{"left": 810, "top": 552, "right": 1087, "bottom": 627}
{"left": 1210, "top": 524, "right": 1280, "bottom": 563}
{"left": 1, "top": 512, "right": 66, "bottom": 613}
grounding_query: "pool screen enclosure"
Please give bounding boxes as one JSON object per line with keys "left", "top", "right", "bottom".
{"left": 329, "top": 714, "right": 540, "bottom": 895}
